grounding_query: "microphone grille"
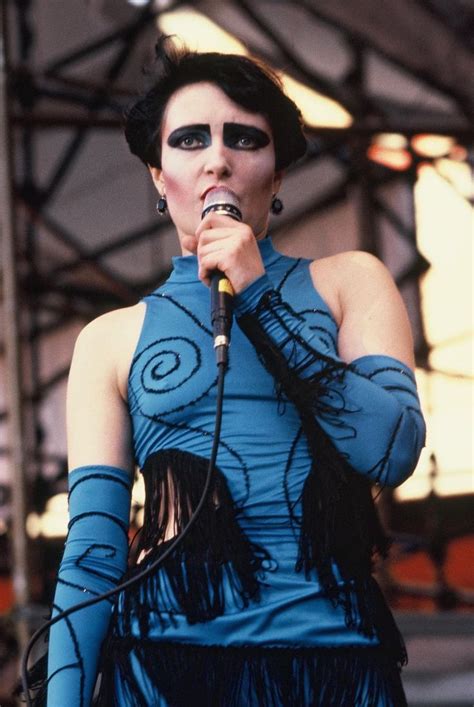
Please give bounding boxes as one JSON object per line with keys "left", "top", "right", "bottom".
{"left": 202, "top": 187, "right": 242, "bottom": 222}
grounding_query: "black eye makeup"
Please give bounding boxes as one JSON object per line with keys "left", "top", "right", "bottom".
{"left": 224, "top": 123, "right": 271, "bottom": 150}
{"left": 166, "top": 122, "right": 271, "bottom": 151}
{"left": 167, "top": 124, "right": 211, "bottom": 149}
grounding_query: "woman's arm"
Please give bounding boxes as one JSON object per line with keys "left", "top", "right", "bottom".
{"left": 47, "top": 307, "right": 143, "bottom": 707}
{"left": 67, "top": 307, "right": 143, "bottom": 471}
{"left": 326, "top": 250, "right": 415, "bottom": 368}
{"left": 235, "top": 251, "right": 425, "bottom": 488}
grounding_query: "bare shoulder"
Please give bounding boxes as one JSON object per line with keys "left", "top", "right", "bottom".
{"left": 311, "top": 249, "right": 391, "bottom": 284}
{"left": 310, "top": 251, "right": 396, "bottom": 309}
{"left": 77, "top": 302, "right": 145, "bottom": 342}
{"left": 66, "top": 303, "right": 147, "bottom": 470}
{"left": 311, "top": 250, "right": 414, "bottom": 367}
{"left": 339, "top": 249, "right": 393, "bottom": 278}
{"left": 73, "top": 302, "right": 146, "bottom": 400}
{"left": 329, "top": 250, "right": 401, "bottom": 306}
{"left": 309, "top": 250, "right": 388, "bottom": 325}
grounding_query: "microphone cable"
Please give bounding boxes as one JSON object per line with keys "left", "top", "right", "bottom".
{"left": 20, "top": 359, "right": 228, "bottom": 706}
{"left": 22, "top": 186, "right": 240, "bottom": 702}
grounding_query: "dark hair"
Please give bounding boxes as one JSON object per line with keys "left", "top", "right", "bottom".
{"left": 124, "top": 37, "right": 307, "bottom": 171}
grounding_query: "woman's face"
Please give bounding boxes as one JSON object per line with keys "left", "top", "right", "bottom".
{"left": 150, "top": 82, "right": 282, "bottom": 249}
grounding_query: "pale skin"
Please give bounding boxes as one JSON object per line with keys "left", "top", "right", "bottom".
{"left": 67, "top": 82, "right": 416, "bottom": 497}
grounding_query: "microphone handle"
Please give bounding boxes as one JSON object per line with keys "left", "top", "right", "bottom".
{"left": 211, "top": 271, "right": 234, "bottom": 366}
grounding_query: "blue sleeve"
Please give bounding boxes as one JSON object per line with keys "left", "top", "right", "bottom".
{"left": 235, "top": 273, "right": 426, "bottom": 487}
{"left": 47, "top": 465, "right": 131, "bottom": 707}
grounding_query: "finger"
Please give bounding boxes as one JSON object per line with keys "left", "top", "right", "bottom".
{"left": 197, "top": 228, "right": 236, "bottom": 251}
{"left": 198, "top": 253, "right": 220, "bottom": 287}
{"left": 195, "top": 212, "right": 241, "bottom": 238}
{"left": 198, "top": 240, "right": 234, "bottom": 274}
{"left": 197, "top": 220, "right": 252, "bottom": 249}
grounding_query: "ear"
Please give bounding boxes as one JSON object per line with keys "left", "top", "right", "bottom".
{"left": 272, "top": 170, "right": 284, "bottom": 195}
{"left": 148, "top": 165, "right": 165, "bottom": 195}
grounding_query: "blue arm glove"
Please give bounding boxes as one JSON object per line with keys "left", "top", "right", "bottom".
{"left": 235, "top": 274, "right": 426, "bottom": 487}
{"left": 47, "top": 465, "right": 131, "bottom": 707}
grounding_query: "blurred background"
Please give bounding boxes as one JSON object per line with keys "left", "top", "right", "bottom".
{"left": 0, "top": 0, "right": 473, "bottom": 704}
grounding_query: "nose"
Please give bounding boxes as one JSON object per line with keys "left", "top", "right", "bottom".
{"left": 203, "top": 139, "right": 232, "bottom": 178}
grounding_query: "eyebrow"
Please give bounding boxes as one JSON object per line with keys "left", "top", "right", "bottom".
{"left": 166, "top": 122, "right": 271, "bottom": 146}
{"left": 223, "top": 123, "right": 271, "bottom": 145}
{"left": 167, "top": 124, "right": 211, "bottom": 145}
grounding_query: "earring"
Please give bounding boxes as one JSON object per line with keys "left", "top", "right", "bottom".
{"left": 156, "top": 195, "right": 168, "bottom": 215}
{"left": 271, "top": 195, "right": 284, "bottom": 215}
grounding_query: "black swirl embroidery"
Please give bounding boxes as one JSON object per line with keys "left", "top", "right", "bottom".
{"left": 298, "top": 307, "right": 335, "bottom": 323}
{"left": 362, "top": 413, "right": 405, "bottom": 484}
{"left": 381, "top": 385, "right": 420, "bottom": 401}
{"left": 275, "top": 257, "right": 340, "bottom": 357}
{"left": 146, "top": 416, "right": 251, "bottom": 508}
{"left": 128, "top": 292, "right": 252, "bottom": 505}
{"left": 297, "top": 308, "right": 338, "bottom": 345}
{"left": 69, "top": 512, "right": 128, "bottom": 538}
{"left": 276, "top": 258, "right": 301, "bottom": 292}
{"left": 283, "top": 426, "right": 305, "bottom": 536}
{"left": 366, "top": 365, "right": 415, "bottom": 381}
{"left": 140, "top": 337, "right": 201, "bottom": 394}
{"left": 69, "top": 472, "right": 130, "bottom": 497}
{"left": 151, "top": 292, "right": 212, "bottom": 336}
{"left": 56, "top": 576, "right": 109, "bottom": 600}
{"left": 133, "top": 340, "right": 217, "bottom": 422}
{"left": 130, "top": 287, "right": 223, "bottom": 422}
{"left": 76, "top": 544, "right": 121, "bottom": 582}
{"left": 51, "top": 601, "right": 85, "bottom": 705}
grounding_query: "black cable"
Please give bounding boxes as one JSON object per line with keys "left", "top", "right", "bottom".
{"left": 21, "top": 360, "right": 228, "bottom": 706}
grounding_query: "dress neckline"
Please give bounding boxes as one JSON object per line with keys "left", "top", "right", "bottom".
{"left": 167, "top": 236, "right": 281, "bottom": 285}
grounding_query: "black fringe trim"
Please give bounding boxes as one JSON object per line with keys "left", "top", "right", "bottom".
{"left": 296, "top": 413, "right": 406, "bottom": 660}
{"left": 237, "top": 294, "right": 405, "bottom": 664}
{"left": 120, "top": 449, "right": 271, "bottom": 634}
{"left": 96, "top": 639, "right": 407, "bottom": 707}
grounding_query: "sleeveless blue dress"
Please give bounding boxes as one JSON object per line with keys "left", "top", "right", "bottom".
{"left": 45, "top": 238, "right": 425, "bottom": 707}
{"left": 101, "top": 239, "right": 422, "bottom": 705}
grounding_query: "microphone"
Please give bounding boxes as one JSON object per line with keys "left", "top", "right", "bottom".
{"left": 201, "top": 187, "right": 242, "bottom": 366}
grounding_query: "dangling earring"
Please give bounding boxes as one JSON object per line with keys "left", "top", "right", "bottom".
{"left": 156, "top": 195, "right": 168, "bottom": 215}
{"left": 271, "top": 195, "right": 284, "bottom": 215}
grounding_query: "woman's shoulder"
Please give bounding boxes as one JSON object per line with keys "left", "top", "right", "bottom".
{"left": 309, "top": 251, "right": 394, "bottom": 326}
{"left": 72, "top": 302, "right": 146, "bottom": 400}
{"left": 310, "top": 250, "right": 393, "bottom": 294}
{"left": 75, "top": 302, "right": 145, "bottom": 348}
{"left": 311, "top": 249, "right": 388, "bottom": 279}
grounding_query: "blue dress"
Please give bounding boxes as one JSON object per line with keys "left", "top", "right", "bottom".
{"left": 45, "top": 238, "right": 426, "bottom": 706}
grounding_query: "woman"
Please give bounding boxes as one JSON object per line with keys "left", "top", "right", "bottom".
{"left": 45, "top": 39, "right": 425, "bottom": 706}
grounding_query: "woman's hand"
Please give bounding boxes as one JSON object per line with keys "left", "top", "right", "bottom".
{"left": 183, "top": 213, "right": 266, "bottom": 293}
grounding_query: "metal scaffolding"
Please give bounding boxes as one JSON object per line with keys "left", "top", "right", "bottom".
{"left": 0, "top": 0, "right": 473, "bottom": 670}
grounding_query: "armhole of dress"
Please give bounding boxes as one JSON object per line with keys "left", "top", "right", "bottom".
{"left": 125, "top": 298, "right": 150, "bottom": 404}
{"left": 299, "top": 259, "right": 340, "bottom": 331}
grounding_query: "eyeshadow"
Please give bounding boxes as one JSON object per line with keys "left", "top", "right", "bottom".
{"left": 167, "top": 124, "right": 211, "bottom": 148}
{"left": 224, "top": 123, "right": 271, "bottom": 149}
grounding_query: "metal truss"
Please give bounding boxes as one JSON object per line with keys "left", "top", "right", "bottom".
{"left": 1, "top": 0, "right": 473, "bottom": 658}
